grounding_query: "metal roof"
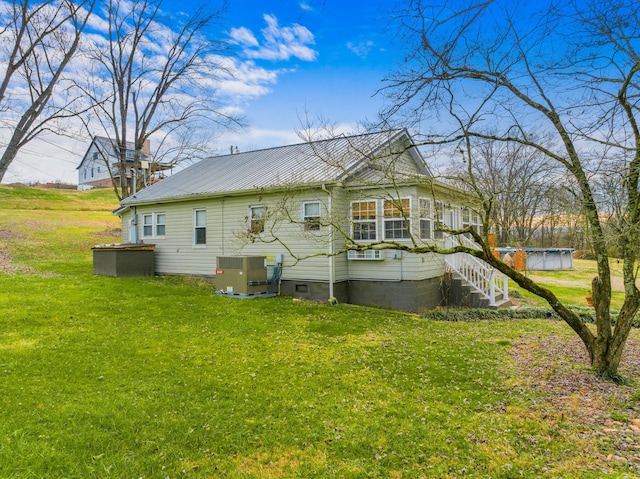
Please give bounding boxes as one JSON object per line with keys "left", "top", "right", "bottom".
{"left": 120, "top": 129, "right": 430, "bottom": 206}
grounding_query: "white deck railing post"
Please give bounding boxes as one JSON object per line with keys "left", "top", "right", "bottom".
{"left": 444, "top": 234, "right": 508, "bottom": 306}
{"left": 489, "top": 270, "right": 496, "bottom": 307}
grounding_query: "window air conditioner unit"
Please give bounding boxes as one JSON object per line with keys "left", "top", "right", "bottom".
{"left": 348, "top": 250, "right": 383, "bottom": 260}
{"left": 216, "top": 256, "right": 267, "bottom": 294}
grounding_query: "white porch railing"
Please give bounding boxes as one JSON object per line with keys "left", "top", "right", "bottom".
{"left": 444, "top": 235, "right": 509, "bottom": 307}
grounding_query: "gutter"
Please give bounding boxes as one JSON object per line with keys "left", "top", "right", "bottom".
{"left": 118, "top": 181, "right": 342, "bottom": 209}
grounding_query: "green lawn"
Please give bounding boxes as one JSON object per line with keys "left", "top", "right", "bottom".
{"left": 0, "top": 185, "right": 639, "bottom": 478}
{"left": 510, "top": 258, "right": 628, "bottom": 310}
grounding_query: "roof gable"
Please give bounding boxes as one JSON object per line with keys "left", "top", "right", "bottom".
{"left": 77, "top": 136, "right": 149, "bottom": 169}
{"left": 120, "top": 129, "right": 431, "bottom": 206}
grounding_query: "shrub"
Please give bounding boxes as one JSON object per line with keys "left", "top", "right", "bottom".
{"left": 422, "top": 306, "right": 640, "bottom": 327}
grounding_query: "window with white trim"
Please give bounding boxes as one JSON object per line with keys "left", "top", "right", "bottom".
{"left": 383, "top": 198, "right": 411, "bottom": 240}
{"left": 249, "top": 205, "right": 266, "bottom": 234}
{"left": 351, "top": 200, "right": 377, "bottom": 241}
{"left": 194, "top": 209, "right": 206, "bottom": 245}
{"left": 302, "top": 201, "right": 321, "bottom": 231}
{"left": 155, "top": 213, "right": 165, "bottom": 236}
{"left": 142, "top": 212, "right": 166, "bottom": 238}
{"left": 143, "top": 214, "right": 153, "bottom": 237}
{"left": 419, "top": 198, "right": 432, "bottom": 239}
{"left": 434, "top": 201, "right": 445, "bottom": 239}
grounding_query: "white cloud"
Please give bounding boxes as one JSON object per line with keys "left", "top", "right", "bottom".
{"left": 229, "top": 26, "right": 259, "bottom": 47}
{"left": 347, "top": 40, "right": 375, "bottom": 59}
{"left": 232, "top": 14, "right": 318, "bottom": 62}
{"left": 1, "top": 6, "right": 314, "bottom": 185}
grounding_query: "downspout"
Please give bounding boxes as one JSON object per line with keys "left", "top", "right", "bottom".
{"left": 131, "top": 206, "right": 139, "bottom": 244}
{"left": 322, "top": 184, "right": 334, "bottom": 300}
{"left": 221, "top": 199, "right": 225, "bottom": 255}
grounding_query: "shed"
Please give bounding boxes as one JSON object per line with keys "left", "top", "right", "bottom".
{"left": 496, "top": 247, "right": 574, "bottom": 271}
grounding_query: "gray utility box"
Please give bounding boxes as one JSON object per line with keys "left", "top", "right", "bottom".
{"left": 216, "top": 256, "right": 267, "bottom": 295}
{"left": 92, "top": 243, "right": 155, "bottom": 277}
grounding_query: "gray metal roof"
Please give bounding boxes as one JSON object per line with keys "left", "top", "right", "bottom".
{"left": 120, "top": 129, "right": 430, "bottom": 206}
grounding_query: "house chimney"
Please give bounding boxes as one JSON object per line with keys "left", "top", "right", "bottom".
{"left": 142, "top": 139, "right": 151, "bottom": 157}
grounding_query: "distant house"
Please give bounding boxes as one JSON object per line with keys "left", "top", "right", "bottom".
{"left": 77, "top": 136, "right": 171, "bottom": 191}
{"left": 113, "top": 129, "right": 508, "bottom": 312}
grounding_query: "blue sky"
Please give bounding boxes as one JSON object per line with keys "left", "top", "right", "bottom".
{"left": 190, "top": 0, "right": 397, "bottom": 149}
{"left": 2, "top": 0, "right": 399, "bottom": 185}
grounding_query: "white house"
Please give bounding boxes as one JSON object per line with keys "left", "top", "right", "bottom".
{"left": 77, "top": 136, "right": 152, "bottom": 190}
{"left": 113, "top": 130, "right": 508, "bottom": 312}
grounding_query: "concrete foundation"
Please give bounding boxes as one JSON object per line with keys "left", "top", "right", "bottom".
{"left": 279, "top": 277, "right": 444, "bottom": 313}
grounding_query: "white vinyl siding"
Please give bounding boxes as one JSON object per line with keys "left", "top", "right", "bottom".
{"left": 126, "top": 186, "right": 460, "bottom": 282}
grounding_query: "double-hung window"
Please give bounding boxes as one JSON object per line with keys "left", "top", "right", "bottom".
{"left": 142, "top": 213, "right": 166, "bottom": 238}
{"left": 249, "top": 205, "right": 266, "bottom": 234}
{"left": 143, "top": 214, "right": 153, "bottom": 237}
{"left": 194, "top": 209, "right": 206, "bottom": 246}
{"left": 419, "top": 198, "right": 432, "bottom": 239}
{"left": 302, "top": 201, "right": 321, "bottom": 231}
{"left": 434, "top": 201, "right": 445, "bottom": 239}
{"left": 462, "top": 208, "right": 483, "bottom": 236}
{"left": 155, "top": 213, "right": 166, "bottom": 236}
{"left": 383, "top": 198, "right": 411, "bottom": 240}
{"left": 351, "top": 200, "right": 377, "bottom": 241}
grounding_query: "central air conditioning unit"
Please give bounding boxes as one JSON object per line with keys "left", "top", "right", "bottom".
{"left": 216, "top": 256, "right": 267, "bottom": 295}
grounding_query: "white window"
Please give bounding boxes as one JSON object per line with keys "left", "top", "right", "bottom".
{"left": 142, "top": 213, "right": 166, "bottom": 238}
{"left": 351, "top": 200, "right": 377, "bottom": 241}
{"left": 143, "top": 214, "right": 153, "bottom": 237}
{"left": 383, "top": 198, "right": 411, "bottom": 240}
{"left": 419, "top": 198, "right": 432, "bottom": 239}
{"left": 155, "top": 213, "right": 165, "bottom": 236}
{"left": 194, "top": 209, "right": 206, "bottom": 245}
{"left": 434, "top": 201, "right": 445, "bottom": 239}
{"left": 249, "top": 205, "right": 265, "bottom": 234}
{"left": 302, "top": 201, "right": 321, "bottom": 231}
{"left": 348, "top": 250, "right": 383, "bottom": 260}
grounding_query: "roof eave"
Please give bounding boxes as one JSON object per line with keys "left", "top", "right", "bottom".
{"left": 119, "top": 180, "right": 341, "bottom": 208}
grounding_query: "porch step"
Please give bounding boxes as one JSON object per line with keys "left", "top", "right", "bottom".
{"left": 444, "top": 274, "right": 511, "bottom": 309}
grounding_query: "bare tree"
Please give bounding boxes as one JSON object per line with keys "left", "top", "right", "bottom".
{"left": 444, "top": 134, "right": 562, "bottom": 247}
{"left": 375, "top": 0, "right": 640, "bottom": 377}
{"left": 0, "top": 0, "right": 95, "bottom": 181}
{"left": 78, "top": 0, "right": 238, "bottom": 200}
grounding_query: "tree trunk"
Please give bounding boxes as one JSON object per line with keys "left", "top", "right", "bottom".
{"left": 0, "top": 130, "right": 25, "bottom": 182}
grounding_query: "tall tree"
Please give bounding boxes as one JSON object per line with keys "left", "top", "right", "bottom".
{"left": 444, "top": 134, "right": 561, "bottom": 247}
{"left": 379, "top": 0, "right": 640, "bottom": 376}
{"left": 79, "top": 0, "right": 237, "bottom": 200}
{"left": 0, "top": 0, "right": 95, "bottom": 181}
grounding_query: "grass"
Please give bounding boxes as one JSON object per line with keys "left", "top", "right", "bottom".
{"left": 509, "top": 259, "right": 628, "bottom": 309}
{"left": 0, "top": 185, "right": 639, "bottom": 477}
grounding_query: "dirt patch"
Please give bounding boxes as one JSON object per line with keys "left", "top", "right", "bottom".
{"left": 0, "top": 229, "right": 26, "bottom": 240}
{"left": 0, "top": 248, "right": 34, "bottom": 275}
{"left": 511, "top": 334, "right": 640, "bottom": 471}
{"left": 91, "top": 227, "right": 121, "bottom": 237}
